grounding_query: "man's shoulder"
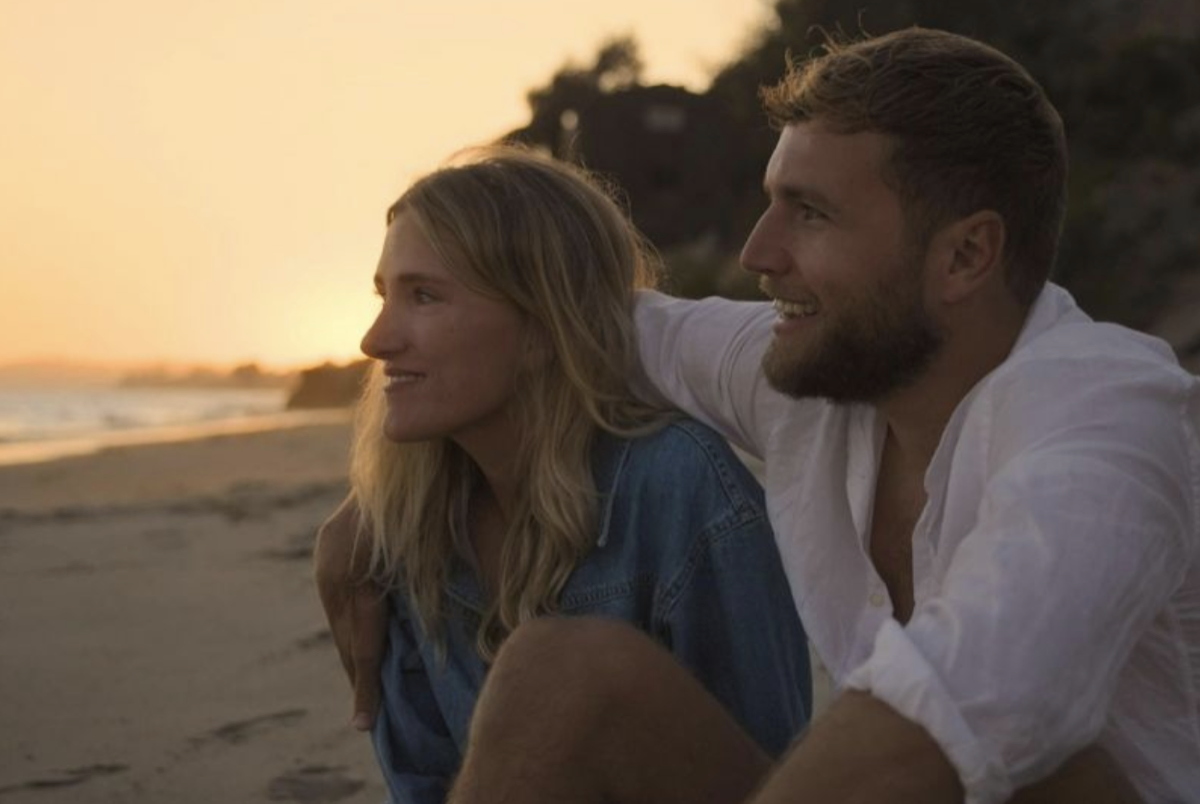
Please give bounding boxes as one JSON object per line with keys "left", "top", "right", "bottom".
{"left": 995, "top": 309, "right": 1194, "bottom": 402}
{"left": 973, "top": 315, "right": 1199, "bottom": 457}
{"left": 1020, "top": 318, "right": 1181, "bottom": 366}
{"left": 1005, "top": 284, "right": 1189, "bottom": 377}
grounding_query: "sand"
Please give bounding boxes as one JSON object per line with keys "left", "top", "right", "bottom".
{"left": 0, "top": 420, "right": 832, "bottom": 803}
{"left": 0, "top": 419, "right": 386, "bottom": 804}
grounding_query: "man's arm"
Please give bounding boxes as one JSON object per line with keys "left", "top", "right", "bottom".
{"left": 837, "top": 352, "right": 1195, "bottom": 801}
{"left": 313, "top": 494, "right": 387, "bottom": 730}
{"left": 634, "top": 290, "right": 783, "bottom": 457}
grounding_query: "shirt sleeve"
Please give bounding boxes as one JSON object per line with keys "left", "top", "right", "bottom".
{"left": 371, "top": 601, "right": 456, "bottom": 804}
{"left": 651, "top": 425, "right": 814, "bottom": 757}
{"left": 633, "top": 290, "right": 782, "bottom": 458}
{"left": 845, "top": 353, "right": 1200, "bottom": 804}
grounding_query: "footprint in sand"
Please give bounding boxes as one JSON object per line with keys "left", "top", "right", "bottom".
{"left": 0, "top": 763, "right": 128, "bottom": 795}
{"left": 190, "top": 708, "right": 308, "bottom": 748}
{"left": 294, "top": 629, "right": 333, "bottom": 651}
{"left": 261, "top": 529, "right": 318, "bottom": 562}
{"left": 266, "top": 765, "right": 365, "bottom": 803}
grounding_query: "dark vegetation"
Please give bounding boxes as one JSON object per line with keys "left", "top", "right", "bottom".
{"left": 291, "top": 0, "right": 1200, "bottom": 408}
{"left": 505, "top": 0, "right": 1200, "bottom": 360}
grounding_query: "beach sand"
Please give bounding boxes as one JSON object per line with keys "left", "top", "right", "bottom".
{"left": 0, "top": 421, "right": 832, "bottom": 803}
{"left": 0, "top": 419, "right": 386, "bottom": 804}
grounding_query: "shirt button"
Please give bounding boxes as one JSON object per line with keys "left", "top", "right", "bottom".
{"left": 869, "top": 592, "right": 886, "bottom": 608}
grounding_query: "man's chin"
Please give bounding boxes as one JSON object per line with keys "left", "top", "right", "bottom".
{"left": 762, "top": 350, "right": 882, "bottom": 404}
{"left": 762, "top": 351, "right": 818, "bottom": 400}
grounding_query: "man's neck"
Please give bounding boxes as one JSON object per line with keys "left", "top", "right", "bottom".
{"left": 876, "top": 301, "right": 1028, "bottom": 472}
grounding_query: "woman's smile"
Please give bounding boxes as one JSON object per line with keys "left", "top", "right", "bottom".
{"left": 360, "top": 210, "right": 527, "bottom": 456}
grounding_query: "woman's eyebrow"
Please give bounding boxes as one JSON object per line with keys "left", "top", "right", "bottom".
{"left": 392, "top": 271, "right": 452, "bottom": 286}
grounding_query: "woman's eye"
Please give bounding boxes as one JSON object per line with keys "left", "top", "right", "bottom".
{"left": 413, "top": 288, "right": 436, "bottom": 304}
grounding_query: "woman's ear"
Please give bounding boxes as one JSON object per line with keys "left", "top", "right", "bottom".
{"left": 520, "top": 319, "right": 554, "bottom": 373}
{"left": 931, "top": 210, "right": 1006, "bottom": 304}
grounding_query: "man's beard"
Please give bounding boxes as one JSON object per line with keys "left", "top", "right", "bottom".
{"left": 762, "top": 267, "right": 944, "bottom": 404}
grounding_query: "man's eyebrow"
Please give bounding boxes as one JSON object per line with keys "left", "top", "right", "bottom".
{"left": 767, "top": 181, "right": 838, "bottom": 211}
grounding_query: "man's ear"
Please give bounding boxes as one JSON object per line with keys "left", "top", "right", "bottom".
{"left": 930, "top": 210, "right": 1006, "bottom": 304}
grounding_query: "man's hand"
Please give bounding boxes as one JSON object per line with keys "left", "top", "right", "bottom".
{"left": 314, "top": 494, "right": 387, "bottom": 731}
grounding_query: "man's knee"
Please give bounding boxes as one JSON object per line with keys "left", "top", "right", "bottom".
{"left": 488, "top": 616, "right": 664, "bottom": 702}
{"left": 468, "top": 617, "right": 664, "bottom": 750}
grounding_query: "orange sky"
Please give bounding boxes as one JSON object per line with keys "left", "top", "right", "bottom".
{"left": 0, "top": 0, "right": 772, "bottom": 370}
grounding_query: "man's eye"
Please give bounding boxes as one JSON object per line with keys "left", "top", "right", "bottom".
{"left": 798, "top": 204, "right": 826, "bottom": 222}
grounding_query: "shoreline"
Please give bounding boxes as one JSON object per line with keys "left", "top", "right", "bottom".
{"left": 0, "top": 408, "right": 352, "bottom": 468}
{"left": 0, "top": 416, "right": 355, "bottom": 515}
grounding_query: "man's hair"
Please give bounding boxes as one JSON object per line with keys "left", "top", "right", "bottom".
{"left": 352, "top": 145, "right": 665, "bottom": 659}
{"left": 761, "top": 27, "right": 1068, "bottom": 306}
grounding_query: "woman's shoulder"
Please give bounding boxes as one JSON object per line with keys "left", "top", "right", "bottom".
{"left": 597, "top": 417, "right": 766, "bottom": 523}
{"left": 623, "top": 417, "right": 745, "bottom": 467}
{"left": 561, "top": 418, "right": 772, "bottom": 611}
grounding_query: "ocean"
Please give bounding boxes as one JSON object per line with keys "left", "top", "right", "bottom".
{"left": 0, "top": 386, "right": 346, "bottom": 466}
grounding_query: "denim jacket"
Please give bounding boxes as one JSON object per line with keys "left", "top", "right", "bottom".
{"left": 371, "top": 419, "right": 812, "bottom": 803}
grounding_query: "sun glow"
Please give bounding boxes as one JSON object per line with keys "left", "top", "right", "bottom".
{"left": 0, "top": 0, "right": 771, "bottom": 371}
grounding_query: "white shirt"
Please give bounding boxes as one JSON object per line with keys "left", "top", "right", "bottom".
{"left": 635, "top": 284, "right": 1200, "bottom": 804}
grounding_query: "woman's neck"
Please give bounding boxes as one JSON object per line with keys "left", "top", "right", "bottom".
{"left": 453, "top": 422, "right": 522, "bottom": 519}
{"left": 468, "top": 482, "right": 511, "bottom": 598}
{"left": 454, "top": 429, "right": 523, "bottom": 596}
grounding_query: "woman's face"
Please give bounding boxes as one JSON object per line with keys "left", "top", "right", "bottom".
{"left": 361, "top": 210, "right": 527, "bottom": 458}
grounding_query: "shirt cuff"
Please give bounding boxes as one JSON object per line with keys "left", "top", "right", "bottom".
{"left": 843, "top": 619, "right": 1012, "bottom": 804}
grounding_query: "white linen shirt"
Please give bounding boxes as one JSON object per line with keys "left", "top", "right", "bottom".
{"left": 634, "top": 283, "right": 1200, "bottom": 804}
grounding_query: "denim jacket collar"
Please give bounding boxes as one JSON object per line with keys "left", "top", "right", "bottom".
{"left": 442, "top": 431, "right": 633, "bottom": 613}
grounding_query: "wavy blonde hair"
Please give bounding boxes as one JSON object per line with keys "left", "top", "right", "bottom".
{"left": 351, "top": 145, "right": 665, "bottom": 659}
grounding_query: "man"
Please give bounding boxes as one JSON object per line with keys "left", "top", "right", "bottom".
{"left": 317, "top": 28, "right": 1199, "bottom": 803}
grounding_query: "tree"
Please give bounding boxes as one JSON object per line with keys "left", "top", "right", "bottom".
{"left": 506, "top": 36, "right": 644, "bottom": 159}
{"left": 705, "top": 0, "right": 1200, "bottom": 328}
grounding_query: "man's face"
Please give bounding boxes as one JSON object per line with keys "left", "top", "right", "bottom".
{"left": 741, "top": 122, "right": 943, "bottom": 403}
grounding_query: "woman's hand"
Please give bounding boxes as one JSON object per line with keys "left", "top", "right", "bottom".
{"left": 314, "top": 494, "right": 386, "bottom": 731}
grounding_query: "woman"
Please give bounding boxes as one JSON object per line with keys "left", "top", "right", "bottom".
{"left": 349, "top": 145, "right": 809, "bottom": 802}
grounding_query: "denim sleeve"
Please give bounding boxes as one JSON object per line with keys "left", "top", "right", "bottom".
{"left": 655, "top": 491, "right": 812, "bottom": 757}
{"left": 371, "top": 602, "right": 457, "bottom": 804}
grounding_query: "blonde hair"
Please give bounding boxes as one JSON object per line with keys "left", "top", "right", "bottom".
{"left": 351, "top": 145, "right": 665, "bottom": 659}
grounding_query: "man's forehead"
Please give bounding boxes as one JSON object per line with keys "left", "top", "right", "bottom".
{"left": 764, "top": 122, "right": 890, "bottom": 190}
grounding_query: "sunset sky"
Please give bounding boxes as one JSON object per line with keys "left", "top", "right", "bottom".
{"left": 0, "top": 0, "right": 772, "bottom": 371}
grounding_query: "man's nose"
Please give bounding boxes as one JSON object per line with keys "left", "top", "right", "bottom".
{"left": 740, "top": 207, "right": 790, "bottom": 277}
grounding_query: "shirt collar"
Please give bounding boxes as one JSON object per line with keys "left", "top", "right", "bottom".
{"left": 1011, "top": 282, "right": 1091, "bottom": 355}
{"left": 442, "top": 429, "right": 634, "bottom": 608}
{"left": 590, "top": 430, "right": 633, "bottom": 549}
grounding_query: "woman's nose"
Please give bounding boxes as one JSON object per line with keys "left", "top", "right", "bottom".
{"left": 361, "top": 306, "right": 400, "bottom": 359}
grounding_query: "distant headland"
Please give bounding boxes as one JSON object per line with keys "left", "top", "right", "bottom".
{"left": 0, "top": 358, "right": 371, "bottom": 409}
